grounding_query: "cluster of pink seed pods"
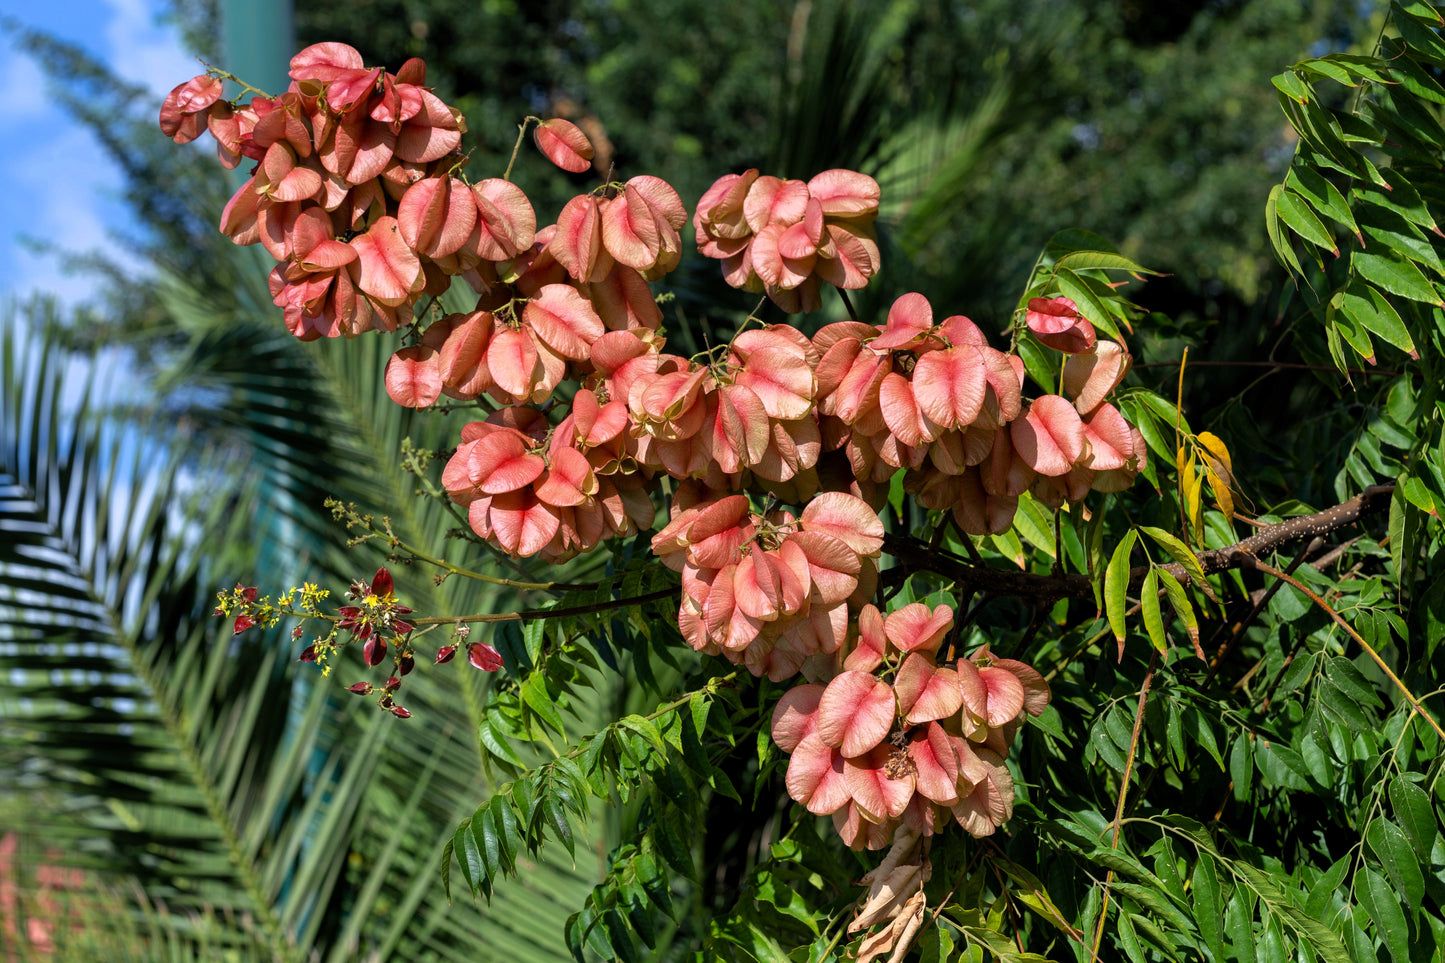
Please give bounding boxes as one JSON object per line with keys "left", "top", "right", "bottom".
{"left": 771, "top": 603, "right": 1050, "bottom": 847}
{"left": 652, "top": 489, "right": 884, "bottom": 681}
{"left": 694, "top": 168, "right": 882, "bottom": 311}
{"left": 168, "top": 45, "right": 1150, "bottom": 855}
{"left": 815, "top": 292, "right": 1146, "bottom": 536}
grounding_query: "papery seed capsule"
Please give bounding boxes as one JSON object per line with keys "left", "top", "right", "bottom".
{"left": 399, "top": 655, "right": 415, "bottom": 675}
{"left": 347, "top": 682, "right": 373, "bottom": 695}
{"left": 435, "top": 644, "right": 457, "bottom": 664}
{"left": 385, "top": 676, "right": 402, "bottom": 693}
{"left": 364, "top": 636, "right": 387, "bottom": 666}
{"left": 298, "top": 644, "right": 318, "bottom": 662}
{"left": 467, "top": 641, "right": 504, "bottom": 671}
{"left": 390, "top": 706, "right": 412, "bottom": 719}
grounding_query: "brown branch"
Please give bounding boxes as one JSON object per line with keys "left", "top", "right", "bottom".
{"left": 881, "top": 483, "right": 1395, "bottom": 602}
{"left": 413, "top": 586, "right": 677, "bottom": 625}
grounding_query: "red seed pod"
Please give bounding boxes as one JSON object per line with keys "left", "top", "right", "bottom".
{"left": 347, "top": 682, "right": 373, "bottom": 695}
{"left": 399, "top": 654, "right": 416, "bottom": 675}
{"left": 384, "top": 676, "right": 402, "bottom": 693}
{"left": 298, "top": 644, "right": 319, "bottom": 662}
{"left": 390, "top": 706, "right": 413, "bottom": 719}
{"left": 467, "top": 641, "right": 504, "bottom": 671}
{"left": 363, "top": 636, "right": 388, "bottom": 666}
{"left": 435, "top": 644, "right": 457, "bottom": 664}
{"left": 233, "top": 614, "right": 257, "bottom": 635}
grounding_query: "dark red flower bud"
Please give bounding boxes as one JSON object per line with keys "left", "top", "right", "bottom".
{"left": 347, "top": 682, "right": 373, "bottom": 695}
{"left": 299, "top": 644, "right": 319, "bottom": 662}
{"left": 371, "top": 567, "right": 394, "bottom": 598}
{"left": 390, "top": 705, "right": 412, "bottom": 719}
{"left": 233, "top": 614, "right": 256, "bottom": 634}
{"left": 435, "top": 644, "right": 457, "bottom": 664}
{"left": 467, "top": 642, "right": 504, "bottom": 672}
{"left": 399, "top": 655, "right": 415, "bottom": 675}
{"left": 364, "top": 636, "right": 388, "bottom": 666}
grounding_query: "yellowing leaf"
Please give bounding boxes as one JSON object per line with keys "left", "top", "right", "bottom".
{"left": 1181, "top": 456, "right": 1203, "bottom": 543}
{"left": 1203, "top": 462, "right": 1236, "bottom": 524}
{"left": 1196, "top": 432, "right": 1233, "bottom": 477}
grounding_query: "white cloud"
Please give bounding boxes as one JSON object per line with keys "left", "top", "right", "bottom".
{"left": 0, "top": 0, "right": 193, "bottom": 306}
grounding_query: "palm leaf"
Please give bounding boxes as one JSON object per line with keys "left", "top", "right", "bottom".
{"left": 0, "top": 304, "right": 604, "bottom": 961}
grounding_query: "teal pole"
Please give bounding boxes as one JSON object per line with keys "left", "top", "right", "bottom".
{"left": 221, "top": 0, "right": 293, "bottom": 96}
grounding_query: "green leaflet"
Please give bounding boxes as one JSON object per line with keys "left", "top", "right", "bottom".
{"left": 1286, "top": 165, "right": 1360, "bottom": 236}
{"left": 1389, "top": 776, "right": 1442, "bottom": 858}
{"left": 1156, "top": 568, "right": 1200, "bottom": 656}
{"left": 1365, "top": 818, "right": 1426, "bottom": 915}
{"left": 1272, "top": 69, "right": 1311, "bottom": 104}
{"left": 1105, "top": 530, "right": 1139, "bottom": 650}
{"left": 1267, "top": 184, "right": 1307, "bottom": 277}
{"left": 1141, "top": 568, "right": 1166, "bottom": 654}
{"left": 1054, "top": 268, "right": 1124, "bottom": 341}
{"left": 1191, "top": 854, "right": 1226, "bottom": 962}
{"left": 1276, "top": 188, "right": 1339, "bottom": 253}
{"left": 1354, "top": 866, "right": 1411, "bottom": 963}
{"left": 1138, "top": 525, "right": 1209, "bottom": 590}
{"left": 1352, "top": 250, "right": 1440, "bottom": 304}
{"left": 1053, "top": 250, "right": 1157, "bottom": 275}
{"left": 1393, "top": 3, "right": 1445, "bottom": 69}
{"left": 1336, "top": 282, "right": 1418, "bottom": 355}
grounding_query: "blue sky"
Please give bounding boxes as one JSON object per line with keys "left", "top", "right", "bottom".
{"left": 0, "top": 0, "right": 196, "bottom": 307}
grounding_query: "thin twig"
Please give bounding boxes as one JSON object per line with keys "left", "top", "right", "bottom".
{"left": 504, "top": 116, "right": 539, "bottom": 182}
{"left": 1245, "top": 558, "right": 1445, "bottom": 743}
{"left": 1135, "top": 359, "right": 1399, "bottom": 377}
{"left": 1090, "top": 649, "right": 1159, "bottom": 962}
{"left": 414, "top": 586, "right": 676, "bottom": 626}
{"left": 1202, "top": 538, "right": 1318, "bottom": 685}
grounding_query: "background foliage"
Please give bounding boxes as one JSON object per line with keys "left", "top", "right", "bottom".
{"left": 3, "top": 0, "right": 1444, "bottom": 961}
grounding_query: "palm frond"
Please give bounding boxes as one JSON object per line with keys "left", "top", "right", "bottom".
{"left": 0, "top": 304, "right": 602, "bottom": 961}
